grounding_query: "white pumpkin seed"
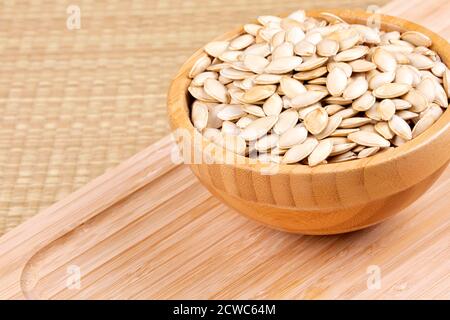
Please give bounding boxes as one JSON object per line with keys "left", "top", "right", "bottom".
{"left": 308, "top": 139, "right": 333, "bottom": 166}
{"left": 317, "top": 39, "right": 339, "bottom": 57}
{"left": 204, "top": 41, "right": 230, "bottom": 57}
{"left": 263, "top": 93, "right": 283, "bottom": 116}
{"left": 327, "top": 66, "right": 348, "bottom": 96}
{"left": 373, "top": 48, "right": 397, "bottom": 72}
{"left": 280, "top": 77, "right": 307, "bottom": 99}
{"left": 204, "top": 78, "right": 229, "bottom": 103}
{"left": 304, "top": 107, "right": 328, "bottom": 134}
{"left": 279, "top": 125, "right": 308, "bottom": 148}
{"left": 334, "top": 45, "right": 369, "bottom": 62}
{"left": 243, "top": 85, "right": 277, "bottom": 103}
{"left": 347, "top": 131, "right": 390, "bottom": 147}
{"left": 273, "top": 109, "right": 299, "bottom": 134}
{"left": 401, "top": 31, "right": 432, "bottom": 47}
{"left": 388, "top": 114, "right": 412, "bottom": 140}
{"left": 352, "top": 91, "right": 376, "bottom": 111}
{"left": 358, "top": 147, "right": 380, "bottom": 158}
{"left": 282, "top": 138, "right": 318, "bottom": 164}
{"left": 189, "top": 55, "right": 212, "bottom": 78}
{"left": 374, "top": 121, "right": 394, "bottom": 139}
{"left": 378, "top": 99, "right": 396, "bottom": 120}
{"left": 255, "top": 134, "right": 279, "bottom": 152}
{"left": 240, "top": 115, "right": 278, "bottom": 141}
{"left": 343, "top": 77, "right": 368, "bottom": 100}
{"left": 265, "top": 56, "right": 303, "bottom": 74}
{"left": 291, "top": 90, "right": 328, "bottom": 108}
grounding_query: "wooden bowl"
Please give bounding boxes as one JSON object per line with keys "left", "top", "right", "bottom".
{"left": 167, "top": 9, "right": 450, "bottom": 234}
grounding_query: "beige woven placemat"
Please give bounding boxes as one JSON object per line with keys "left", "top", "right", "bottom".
{"left": 0, "top": 0, "right": 388, "bottom": 235}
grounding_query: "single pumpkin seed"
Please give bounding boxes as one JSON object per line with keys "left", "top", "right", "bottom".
{"left": 348, "top": 59, "right": 377, "bottom": 72}
{"left": 373, "top": 48, "right": 397, "bottom": 72}
{"left": 411, "top": 114, "right": 436, "bottom": 138}
{"left": 330, "top": 142, "right": 358, "bottom": 156}
{"left": 315, "top": 114, "right": 342, "bottom": 139}
{"left": 243, "top": 85, "right": 277, "bottom": 103}
{"left": 343, "top": 77, "right": 368, "bottom": 100}
{"left": 308, "top": 139, "right": 333, "bottom": 166}
{"left": 265, "top": 56, "right": 303, "bottom": 74}
{"left": 304, "top": 107, "right": 328, "bottom": 134}
{"left": 263, "top": 93, "right": 283, "bottom": 116}
{"left": 401, "top": 31, "right": 432, "bottom": 47}
{"left": 403, "top": 89, "right": 429, "bottom": 112}
{"left": 340, "top": 117, "right": 372, "bottom": 128}
{"left": 189, "top": 55, "right": 212, "bottom": 78}
{"left": 325, "top": 104, "right": 345, "bottom": 115}
{"left": 316, "top": 39, "right": 339, "bottom": 57}
{"left": 388, "top": 114, "right": 412, "bottom": 140}
{"left": 352, "top": 91, "right": 376, "bottom": 111}
{"left": 348, "top": 131, "right": 390, "bottom": 147}
{"left": 204, "top": 78, "right": 229, "bottom": 103}
{"left": 255, "top": 134, "right": 279, "bottom": 152}
{"left": 291, "top": 90, "right": 328, "bottom": 108}
{"left": 407, "top": 53, "right": 434, "bottom": 69}
{"left": 229, "top": 34, "right": 255, "bottom": 50}
{"left": 416, "top": 78, "right": 436, "bottom": 103}
{"left": 240, "top": 115, "right": 278, "bottom": 141}
{"left": 204, "top": 41, "right": 229, "bottom": 57}
{"left": 282, "top": 138, "right": 319, "bottom": 164}
{"left": 273, "top": 109, "right": 299, "bottom": 134}
{"left": 373, "top": 83, "right": 410, "bottom": 99}
{"left": 374, "top": 121, "right": 394, "bottom": 139}
{"left": 293, "top": 66, "right": 328, "bottom": 81}
{"left": 217, "top": 104, "right": 246, "bottom": 121}
{"left": 279, "top": 125, "right": 308, "bottom": 148}
{"left": 272, "top": 42, "right": 295, "bottom": 59}
{"left": 191, "top": 101, "right": 209, "bottom": 130}
{"left": 334, "top": 45, "right": 369, "bottom": 62}
{"left": 280, "top": 76, "right": 307, "bottom": 98}
{"left": 243, "top": 55, "right": 270, "bottom": 74}
{"left": 358, "top": 147, "right": 380, "bottom": 158}
{"left": 294, "top": 40, "right": 316, "bottom": 56}
{"left": 243, "top": 104, "right": 265, "bottom": 117}
{"left": 327, "top": 66, "right": 348, "bottom": 96}
{"left": 378, "top": 99, "right": 396, "bottom": 120}
{"left": 397, "top": 110, "right": 419, "bottom": 121}
{"left": 329, "top": 151, "right": 357, "bottom": 162}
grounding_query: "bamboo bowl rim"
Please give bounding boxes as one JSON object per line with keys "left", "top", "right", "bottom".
{"left": 167, "top": 9, "right": 450, "bottom": 176}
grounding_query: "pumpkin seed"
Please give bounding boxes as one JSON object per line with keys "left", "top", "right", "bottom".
{"left": 358, "top": 147, "right": 380, "bottom": 158}
{"left": 388, "top": 115, "right": 412, "bottom": 140}
{"left": 282, "top": 138, "right": 319, "bottom": 164}
{"left": 327, "top": 66, "right": 348, "bottom": 96}
{"left": 347, "top": 130, "right": 390, "bottom": 147}
{"left": 279, "top": 125, "right": 308, "bottom": 148}
{"left": 265, "top": 56, "right": 303, "bottom": 74}
{"left": 304, "top": 107, "right": 328, "bottom": 134}
{"left": 308, "top": 139, "right": 333, "bottom": 166}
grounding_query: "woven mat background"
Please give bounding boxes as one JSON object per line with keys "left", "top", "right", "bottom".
{"left": 0, "top": 0, "right": 388, "bottom": 236}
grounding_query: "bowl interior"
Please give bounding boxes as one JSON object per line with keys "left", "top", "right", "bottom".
{"left": 168, "top": 9, "right": 450, "bottom": 175}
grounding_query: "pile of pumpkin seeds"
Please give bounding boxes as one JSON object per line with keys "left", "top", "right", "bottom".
{"left": 188, "top": 10, "right": 449, "bottom": 166}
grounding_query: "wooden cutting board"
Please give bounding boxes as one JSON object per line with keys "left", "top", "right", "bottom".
{"left": 0, "top": 0, "right": 449, "bottom": 300}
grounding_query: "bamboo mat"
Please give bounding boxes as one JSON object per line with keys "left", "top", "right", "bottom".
{"left": 0, "top": 0, "right": 388, "bottom": 235}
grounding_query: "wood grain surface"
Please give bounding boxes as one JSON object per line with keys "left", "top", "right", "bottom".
{"left": 0, "top": 0, "right": 449, "bottom": 299}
